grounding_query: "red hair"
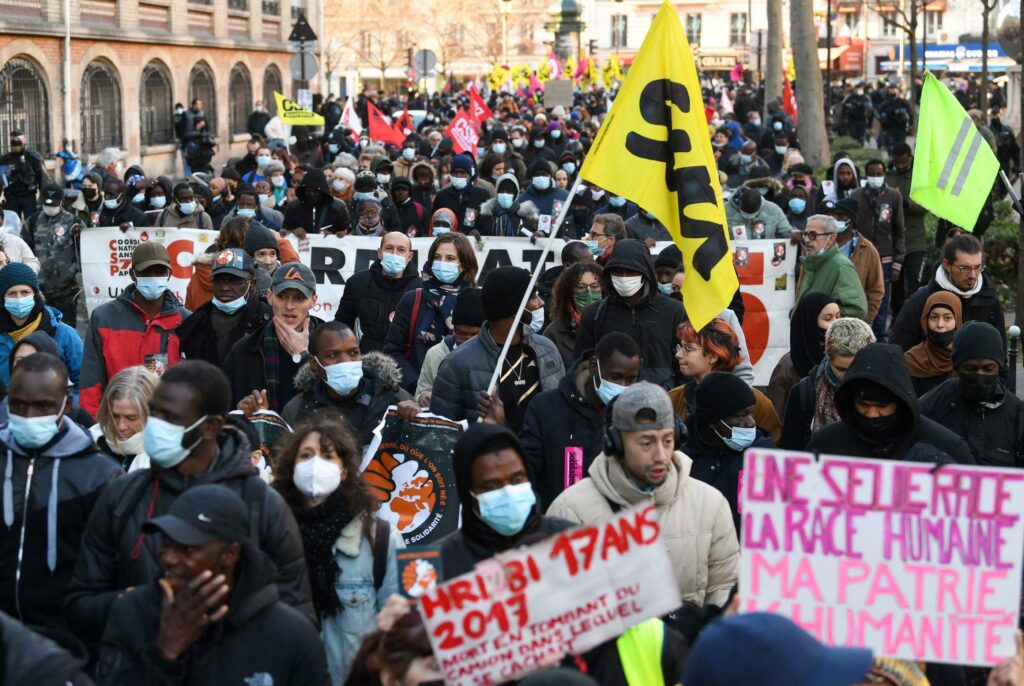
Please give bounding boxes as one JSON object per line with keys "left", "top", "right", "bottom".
{"left": 677, "top": 318, "right": 743, "bottom": 371}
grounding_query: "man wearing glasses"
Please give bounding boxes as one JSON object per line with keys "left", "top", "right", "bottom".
{"left": 795, "top": 214, "right": 868, "bottom": 322}
{"left": 889, "top": 233, "right": 1005, "bottom": 353}
{"left": 585, "top": 213, "right": 627, "bottom": 266}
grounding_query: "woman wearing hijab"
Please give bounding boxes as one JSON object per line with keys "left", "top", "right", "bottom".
{"left": 904, "top": 291, "right": 962, "bottom": 397}
{"left": 766, "top": 293, "right": 840, "bottom": 419}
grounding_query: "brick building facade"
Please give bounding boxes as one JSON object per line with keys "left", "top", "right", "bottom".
{"left": 0, "top": 0, "right": 318, "bottom": 177}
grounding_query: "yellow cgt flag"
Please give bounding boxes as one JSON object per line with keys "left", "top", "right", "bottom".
{"left": 580, "top": 0, "right": 737, "bottom": 331}
{"left": 274, "top": 91, "right": 325, "bottom": 126}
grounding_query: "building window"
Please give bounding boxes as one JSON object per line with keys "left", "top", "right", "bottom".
{"left": 263, "top": 64, "right": 282, "bottom": 116}
{"left": 188, "top": 63, "right": 217, "bottom": 134}
{"left": 685, "top": 13, "right": 701, "bottom": 46}
{"left": 229, "top": 65, "right": 253, "bottom": 135}
{"left": 80, "top": 60, "right": 122, "bottom": 154}
{"left": 729, "top": 13, "right": 747, "bottom": 46}
{"left": 290, "top": 0, "right": 303, "bottom": 19}
{"left": 0, "top": 57, "right": 49, "bottom": 155}
{"left": 845, "top": 10, "right": 861, "bottom": 32}
{"left": 140, "top": 61, "right": 174, "bottom": 146}
{"left": 881, "top": 11, "right": 897, "bottom": 37}
{"left": 610, "top": 14, "right": 627, "bottom": 49}
{"left": 261, "top": 0, "right": 279, "bottom": 13}
{"left": 925, "top": 9, "right": 943, "bottom": 38}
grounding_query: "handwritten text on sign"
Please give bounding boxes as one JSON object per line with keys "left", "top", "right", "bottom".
{"left": 739, "top": 450, "right": 1024, "bottom": 666}
{"left": 418, "top": 505, "right": 681, "bottom": 685}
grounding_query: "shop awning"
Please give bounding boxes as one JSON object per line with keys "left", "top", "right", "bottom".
{"left": 818, "top": 45, "right": 848, "bottom": 69}
{"left": 878, "top": 60, "right": 950, "bottom": 72}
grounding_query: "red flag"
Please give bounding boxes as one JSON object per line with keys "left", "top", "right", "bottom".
{"left": 445, "top": 109, "right": 480, "bottom": 155}
{"left": 467, "top": 87, "right": 494, "bottom": 124}
{"left": 782, "top": 71, "right": 799, "bottom": 124}
{"left": 367, "top": 100, "right": 405, "bottom": 146}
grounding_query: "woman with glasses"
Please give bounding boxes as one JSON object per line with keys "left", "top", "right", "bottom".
{"left": 543, "top": 262, "right": 604, "bottom": 368}
{"left": 795, "top": 214, "right": 868, "bottom": 322}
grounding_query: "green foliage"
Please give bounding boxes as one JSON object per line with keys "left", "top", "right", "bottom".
{"left": 981, "top": 200, "right": 1020, "bottom": 311}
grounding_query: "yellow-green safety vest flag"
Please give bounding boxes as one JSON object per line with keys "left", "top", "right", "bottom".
{"left": 579, "top": 0, "right": 737, "bottom": 331}
{"left": 910, "top": 72, "right": 999, "bottom": 231}
{"left": 274, "top": 91, "right": 325, "bottom": 126}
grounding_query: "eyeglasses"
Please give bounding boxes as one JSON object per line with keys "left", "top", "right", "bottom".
{"left": 589, "top": 232, "right": 608, "bottom": 240}
{"left": 802, "top": 231, "right": 832, "bottom": 242}
{"left": 574, "top": 284, "right": 602, "bottom": 293}
{"left": 952, "top": 264, "right": 985, "bottom": 274}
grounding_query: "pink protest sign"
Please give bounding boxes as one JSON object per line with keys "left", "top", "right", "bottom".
{"left": 740, "top": 450, "right": 1024, "bottom": 667}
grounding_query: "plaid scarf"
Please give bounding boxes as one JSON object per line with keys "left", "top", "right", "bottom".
{"left": 261, "top": 324, "right": 283, "bottom": 410}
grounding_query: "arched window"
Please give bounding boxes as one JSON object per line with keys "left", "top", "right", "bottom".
{"left": 80, "top": 60, "right": 123, "bottom": 154}
{"left": 188, "top": 63, "right": 217, "bottom": 133}
{"left": 140, "top": 61, "right": 174, "bottom": 146}
{"left": 0, "top": 57, "right": 51, "bottom": 154}
{"left": 263, "top": 64, "right": 282, "bottom": 116}
{"left": 228, "top": 64, "right": 252, "bottom": 135}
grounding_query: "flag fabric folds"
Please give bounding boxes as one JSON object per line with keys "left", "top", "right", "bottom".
{"left": 366, "top": 100, "right": 405, "bottom": 146}
{"left": 579, "top": 0, "right": 737, "bottom": 331}
{"left": 273, "top": 91, "right": 325, "bottom": 126}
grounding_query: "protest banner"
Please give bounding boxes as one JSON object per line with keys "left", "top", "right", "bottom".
{"left": 740, "top": 449, "right": 1024, "bottom": 666}
{"left": 362, "top": 407, "right": 466, "bottom": 546}
{"left": 80, "top": 229, "right": 795, "bottom": 384}
{"left": 229, "top": 409, "right": 291, "bottom": 477}
{"left": 397, "top": 544, "right": 444, "bottom": 599}
{"left": 418, "top": 504, "right": 680, "bottom": 685}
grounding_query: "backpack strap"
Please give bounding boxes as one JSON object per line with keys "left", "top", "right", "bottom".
{"left": 404, "top": 288, "right": 423, "bottom": 358}
{"left": 372, "top": 518, "right": 390, "bottom": 591}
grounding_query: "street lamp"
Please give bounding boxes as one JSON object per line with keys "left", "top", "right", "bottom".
{"left": 500, "top": 0, "right": 511, "bottom": 66}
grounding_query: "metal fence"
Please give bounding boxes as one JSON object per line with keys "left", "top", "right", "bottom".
{"left": 0, "top": 57, "right": 50, "bottom": 154}
{"left": 80, "top": 61, "right": 123, "bottom": 154}
{"left": 140, "top": 62, "right": 174, "bottom": 146}
{"left": 188, "top": 64, "right": 217, "bottom": 134}
{"left": 229, "top": 66, "right": 252, "bottom": 135}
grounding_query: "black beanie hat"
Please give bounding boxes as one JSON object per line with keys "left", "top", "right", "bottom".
{"left": 654, "top": 244, "right": 683, "bottom": 270}
{"left": 482, "top": 266, "right": 531, "bottom": 321}
{"left": 694, "top": 372, "right": 756, "bottom": 424}
{"left": 952, "top": 321, "right": 1005, "bottom": 369}
{"left": 243, "top": 225, "right": 279, "bottom": 256}
{"left": 528, "top": 159, "right": 553, "bottom": 177}
{"left": 452, "top": 288, "right": 485, "bottom": 327}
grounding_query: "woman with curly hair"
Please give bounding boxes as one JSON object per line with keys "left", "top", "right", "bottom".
{"left": 669, "top": 318, "right": 781, "bottom": 444}
{"left": 345, "top": 611, "right": 441, "bottom": 686}
{"left": 272, "top": 412, "right": 402, "bottom": 684}
{"left": 542, "top": 261, "right": 604, "bottom": 367}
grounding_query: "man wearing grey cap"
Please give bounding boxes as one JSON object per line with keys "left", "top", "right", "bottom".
{"left": 547, "top": 382, "right": 739, "bottom": 614}
{"left": 224, "top": 261, "right": 323, "bottom": 412}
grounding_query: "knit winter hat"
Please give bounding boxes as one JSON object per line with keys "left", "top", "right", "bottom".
{"left": 0, "top": 262, "right": 40, "bottom": 296}
{"left": 481, "top": 266, "right": 531, "bottom": 321}
{"left": 450, "top": 154, "right": 474, "bottom": 175}
{"left": 694, "top": 372, "right": 756, "bottom": 424}
{"left": 452, "top": 288, "right": 485, "bottom": 327}
{"left": 242, "top": 225, "right": 279, "bottom": 257}
{"left": 952, "top": 321, "right": 1005, "bottom": 370}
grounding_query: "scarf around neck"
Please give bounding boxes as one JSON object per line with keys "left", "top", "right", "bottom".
{"left": 934, "top": 264, "right": 982, "bottom": 298}
{"left": 291, "top": 492, "right": 357, "bottom": 618}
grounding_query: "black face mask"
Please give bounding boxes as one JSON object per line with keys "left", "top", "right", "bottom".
{"left": 303, "top": 191, "right": 321, "bottom": 205}
{"left": 926, "top": 328, "right": 956, "bottom": 349}
{"left": 83, "top": 188, "right": 98, "bottom": 200}
{"left": 853, "top": 411, "right": 902, "bottom": 441}
{"left": 959, "top": 372, "right": 999, "bottom": 405}
{"left": 817, "top": 326, "right": 828, "bottom": 346}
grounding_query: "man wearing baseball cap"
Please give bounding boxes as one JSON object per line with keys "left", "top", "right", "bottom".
{"left": 224, "top": 261, "right": 323, "bottom": 412}
{"left": 97, "top": 484, "right": 327, "bottom": 684}
{"left": 179, "top": 248, "right": 271, "bottom": 367}
{"left": 548, "top": 382, "right": 739, "bottom": 630}
{"left": 80, "top": 241, "right": 187, "bottom": 416}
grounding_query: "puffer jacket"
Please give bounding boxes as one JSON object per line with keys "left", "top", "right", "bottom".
{"left": 177, "top": 296, "right": 272, "bottom": 367}
{"left": 849, "top": 185, "right": 905, "bottom": 263}
{"left": 335, "top": 260, "right": 421, "bottom": 354}
{"left": 283, "top": 169, "right": 353, "bottom": 235}
{"left": 724, "top": 190, "right": 793, "bottom": 240}
{"left": 796, "top": 244, "right": 868, "bottom": 322}
{"left": 574, "top": 239, "right": 687, "bottom": 388}
{"left": 281, "top": 352, "right": 413, "bottom": 448}
{"left": 477, "top": 174, "right": 540, "bottom": 237}
{"left": 0, "top": 420, "right": 120, "bottom": 639}
{"left": 153, "top": 204, "right": 214, "bottom": 231}
{"left": 0, "top": 305, "right": 83, "bottom": 389}
{"left": 26, "top": 209, "right": 79, "bottom": 296}
{"left": 429, "top": 322, "right": 563, "bottom": 424}
{"left": 0, "top": 610, "right": 93, "bottom": 686}
{"left": 547, "top": 451, "right": 739, "bottom": 607}
{"left": 919, "top": 378, "right": 1024, "bottom": 469}
{"left": 624, "top": 212, "right": 673, "bottom": 242}
{"left": 64, "top": 427, "right": 315, "bottom": 641}
{"left": 516, "top": 180, "right": 569, "bottom": 224}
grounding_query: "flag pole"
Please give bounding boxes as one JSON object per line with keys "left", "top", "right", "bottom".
{"left": 487, "top": 175, "right": 585, "bottom": 395}
{"left": 999, "top": 170, "right": 1023, "bottom": 217}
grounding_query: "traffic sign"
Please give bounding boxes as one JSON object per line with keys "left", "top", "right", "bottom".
{"left": 414, "top": 49, "right": 437, "bottom": 76}
{"left": 290, "top": 51, "right": 318, "bottom": 82}
{"left": 288, "top": 11, "right": 318, "bottom": 42}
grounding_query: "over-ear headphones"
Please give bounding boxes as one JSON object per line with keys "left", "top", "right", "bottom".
{"left": 601, "top": 394, "right": 687, "bottom": 458}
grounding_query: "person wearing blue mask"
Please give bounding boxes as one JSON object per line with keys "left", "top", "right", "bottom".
{"left": 98, "top": 177, "right": 148, "bottom": 231}
{"left": 241, "top": 145, "right": 274, "bottom": 185}
{"left": 478, "top": 173, "right": 539, "bottom": 238}
{"left": 724, "top": 186, "right": 792, "bottom": 240}
{"left": 336, "top": 232, "right": 420, "bottom": 355}
{"left": 0, "top": 262, "right": 83, "bottom": 388}
{"left": 233, "top": 136, "right": 265, "bottom": 179}
{"left": 440, "top": 422, "right": 574, "bottom": 579}
{"left": 0, "top": 353, "right": 120, "bottom": 639}
{"left": 521, "top": 332, "right": 641, "bottom": 510}
{"left": 723, "top": 140, "right": 771, "bottom": 188}
{"left": 517, "top": 160, "right": 569, "bottom": 235}
{"left": 282, "top": 322, "right": 413, "bottom": 447}
{"left": 178, "top": 248, "right": 270, "bottom": 367}
{"left": 430, "top": 154, "right": 490, "bottom": 233}
{"left": 686, "top": 372, "right": 774, "bottom": 533}
{"left": 155, "top": 182, "right": 214, "bottom": 231}
{"left": 223, "top": 185, "right": 284, "bottom": 231}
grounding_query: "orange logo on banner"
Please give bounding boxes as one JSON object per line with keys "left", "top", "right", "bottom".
{"left": 401, "top": 557, "right": 439, "bottom": 597}
{"left": 364, "top": 451, "right": 438, "bottom": 532}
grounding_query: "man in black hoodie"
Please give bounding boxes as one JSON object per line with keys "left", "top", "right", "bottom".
{"left": 98, "top": 177, "right": 147, "bottom": 229}
{"left": 65, "top": 361, "right": 314, "bottom": 649}
{"left": 96, "top": 485, "right": 327, "bottom": 685}
{"left": 282, "top": 168, "right": 352, "bottom": 237}
{"left": 574, "top": 239, "right": 687, "bottom": 389}
{"left": 806, "top": 343, "right": 973, "bottom": 464}
{"left": 439, "top": 423, "right": 574, "bottom": 579}
{"left": 335, "top": 231, "right": 420, "bottom": 354}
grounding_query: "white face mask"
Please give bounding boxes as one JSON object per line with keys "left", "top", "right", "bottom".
{"left": 866, "top": 176, "right": 885, "bottom": 189}
{"left": 111, "top": 430, "right": 145, "bottom": 456}
{"left": 527, "top": 307, "right": 544, "bottom": 334}
{"left": 611, "top": 274, "right": 644, "bottom": 298}
{"left": 293, "top": 455, "right": 343, "bottom": 502}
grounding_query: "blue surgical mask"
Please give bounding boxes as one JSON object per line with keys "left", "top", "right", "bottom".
{"left": 144, "top": 415, "right": 208, "bottom": 468}
{"left": 492, "top": 143, "right": 507, "bottom": 155}
{"left": 8, "top": 398, "right": 66, "bottom": 450}
{"left": 550, "top": 129, "right": 562, "bottom": 139}
{"left": 562, "top": 162, "right": 576, "bottom": 175}
{"left": 788, "top": 198, "right": 807, "bottom": 214}
{"left": 237, "top": 207, "right": 257, "bottom": 218}
{"left": 593, "top": 359, "right": 627, "bottom": 405}
{"left": 178, "top": 201, "right": 196, "bottom": 215}
{"left": 4, "top": 294, "right": 35, "bottom": 319}
{"left": 774, "top": 145, "right": 788, "bottom": 155}
{"left": 608, "top": 196, "right": 626, "bottom": 208}
{"left": 773, "top": 121, "right": 783, "bottom": 131}
{"left": 212, "top": 287, "right": 248, "bottom": 314}
{"left": 715, "top": 423, "right": 757, "bottom": 452}
{"left": 532, "top": 176, "right": 551, "bottom": 191}
{"left": 380, "top": 252, "right": 407, "bottom": 277}
{"left": 103, "top": 198, "right": 120, "bottom": 210}
{"left": 258, "top": 154, "right": 272, "bottom": 167}
{"left": 658, "top": 282, "right": 673, "bottom": 295}
{"left": 135, "top": 276, "right": 169, "bottom": 301}
{"left": 432, "top": 261, "right": 460, "bottom": 284}
{"left": 328, "top": 143, "right": 340, "bottom": 154}
{"left": 739, "top": 154, "right": 753, "bottom": 164}
{"left": 585, "top": 239, "right": 603, "bottom": 257}
{"left": 132, "top": 192, "right": 146, "bottom": 205}
{"left": 355, "top": 191, "right": 376, "bottom": 201}
{"left": 432, "top": 226, "right": 451, "bottom": 236}
{"left": 258, "top": 193, "right": 271, "bottom": 205}
{"left": 834, "top": 219, "right": 848, "bottom": 232}
{"left": 450, "top": 176, "right": 469, "bottom": 190}
{"left": 533, "top": 139, "right": 545, "bottom": 149}
{"left": 866, "top": 176, "right": 885, "bottom": 189}
{"left": 496, "top": 192, "right": 515, "bottom": 209}
{"left": 402, "top": 147, "right": 416, "bottom": 160}
{"left": 474, "top": 482, "right": 536, "bottom": 535}
{"left": 318, "top": 358, "right": 363, "bottom": 395}
{"left": 150, "top": 196, "right": 167, "bottom": 209}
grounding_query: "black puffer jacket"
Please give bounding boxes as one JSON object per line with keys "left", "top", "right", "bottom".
{"left": 431, "top": 182, "right": 491, "bottom": 232}
{"left": 282, "top": 168, "right": 352, "bottom": 235}
{"left": 65, "top": 427, "right": 314, "bottom": 641}
{"left": 919, "top": 378, "right": 1024, "bottom": 468}
{"left": 806, "top": 343, "right": 974, "bottom": 464}
{"left": 335, "top": 261, "right": 421, "bottom": 354}
{"left": 280, "top": 352, "right": 413, "bottom": 447}
{"left": 0, "top": 610, "right": 94, "bottom": 686}
{"left": 574, "top": 239, "right": 687, "bottom": 388}
{"left": 96, "top": 543, "right": 326, "bottom": 686}
{"left": 889, "top": 272, "right": 1006, "bottom": 353}
{"left": 477, "top": 174, "right": 540, "bottom": 237}
{"left": 178, "top": 297, "right": 273, "bottom": 366}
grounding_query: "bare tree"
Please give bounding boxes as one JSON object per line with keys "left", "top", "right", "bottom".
{"left": 789, "top": 0, "right": 830, "bottom": 168}
{"left": 866, "top": 0, "right": 924, "bottom": 104}
{"left": 978, "top": 0, "right": 1000, "bottom": 114}
{"left": 764, "top": 0, "right": 784, "bottom": 114}
{"left": 329, "top": 0, "right": 411, "bottom": 90}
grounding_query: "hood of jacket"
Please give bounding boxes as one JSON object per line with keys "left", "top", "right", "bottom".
{"left": 410, "top": 161, "right": 436, "bottom": 184}
{"left": 480, "top": 197, "right": 539, "bottom": 222}
{"left": 833, "top": 158, "right": 861, "bottom": 190}
{"left": 292, "top": 350, "right": 404, "bottom": 395}
{"left": 223, "top": 540, "right": 281, "bottom": 628}
{"left": 587, "top": 450, "right": 692, "bottom": 509}
{"left": 835, "top": 342, "right": 919, "bottom": 431}
{"left": 601, "top": 238, "right": 658, "bottom": 305}
{"left": 741, "top": 176, "right": 784, "bottom": 196}
{"left": 299, "top": 168, "right": 331, "bottom": 196}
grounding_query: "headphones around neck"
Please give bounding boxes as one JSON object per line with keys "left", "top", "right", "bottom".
{"left": 601, "top": 393, "right": 687, "bottom": 459}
